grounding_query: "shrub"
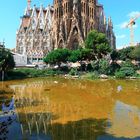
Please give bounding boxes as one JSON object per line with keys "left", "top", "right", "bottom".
{"left": 119, "top": 67, "right": 135, "bottom": 77}
{"left": 121, "top": 60, "right": 135, "bottom": 68}
{"left": 68, "top": 50, "right": 82, "bottom": 62}
{"left": 88, "top": 72, "right": 99, "bottom": 79}
{"left": 86, "top": 63, "right": 93, "bottom": 71}
{"left": 98, "top": 59, "right": 110, "bottom": 74}
{"left": 115, "top": 71, "right": 126, "bottom": 79}
{"left": 69, "top": 68, "right": 78, "bottom": 76}
{"left": 7, "top": 68, "right": 63, "bottom": 80}
{"left": 120, "top": 60, "right": 136, "bottom": 76}
{"left": 59, "top": 66, "right": 69, "bottom": 72}
{"left": 82, "top": 72, "right": 99, "bottom": 80}
{"left": 131, "top": 46, "right": 140, "bottom": 61}
{"left": 118, "top": 47, "right": 134, "bottom": 60}
{"left": 91, "top": 60, "right": 99, "bottom": 71}
{"left": 110, "top": 50, "right": 119, "bottom": 61}
{"left": 91, "top": 59, "right": 111, "bottom": 75}
{"left": 115, "top": 60, "right": 136, "bottom": 78}
{"left": 108, "top": 62, "right": 120, "bottom": 75}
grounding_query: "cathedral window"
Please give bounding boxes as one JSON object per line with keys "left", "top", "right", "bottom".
{"left": 92, "top": 8, "right": 94, "bottom": 18}
{"left": 84, "top": 3, "right": 86, "bottom": 14}
{"left": 57, "top": 8, "right": 59, "bottom": 18}
{"left": 58, "top": 40, "right": 63, "bottom": 49}
{"left": 63, "top": 4, "right": 65, "bottom": 14}
{"left": 89, "top": 8, "right": 91, "bottom": 18}
{"left": 81, "top": 2, "right": 83, "bottom": 13}
{"left": 66, "top": 3, "right": 68, "bottom": 13}
{"left": 73, "top": 39, "right": 79, "bottom": 50}
{"left": 87, "top": 7, "right": 89, "bottom": 17}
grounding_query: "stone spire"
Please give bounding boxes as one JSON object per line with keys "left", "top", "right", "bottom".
{"left": 27, "top": 0, "right": 31, "bottom": 10}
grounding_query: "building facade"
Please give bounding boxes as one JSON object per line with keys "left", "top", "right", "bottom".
{"left": 12, "top": 53, "right": 27, "bottom": 67}
{"left": 16, "top": 0, "right": 116, "bottom": 64}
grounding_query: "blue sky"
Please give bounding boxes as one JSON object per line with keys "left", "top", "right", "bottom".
{"left": 0, "top": 0, "right": 140, "bottom": 49}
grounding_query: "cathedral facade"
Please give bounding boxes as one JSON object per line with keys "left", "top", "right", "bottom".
{"left": 16, "top": 0, "right": 116, "bottom": 64}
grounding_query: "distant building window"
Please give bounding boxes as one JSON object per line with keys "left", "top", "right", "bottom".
{"left": 33, "top": 58, "right": 37, "bottom": 60}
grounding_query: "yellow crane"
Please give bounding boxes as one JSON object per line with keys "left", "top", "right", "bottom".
{"left": 126, "top": 13, "right": 140, "bottom": 46}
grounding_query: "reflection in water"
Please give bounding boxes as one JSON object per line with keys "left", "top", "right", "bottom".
{"left": 0, "top": 78, "right": 140, "bottom": 139}
{"left": 108, "top": 101, "right": 140, "bottom": 138}
{"left": 0, "top": 115, "right": 17, "bottom": 140}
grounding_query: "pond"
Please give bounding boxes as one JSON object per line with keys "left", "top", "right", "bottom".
{"left": 0, "top": 77, "right": 140, "bottom": 140}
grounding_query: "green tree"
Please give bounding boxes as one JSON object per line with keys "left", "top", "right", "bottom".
{"left": 131, "top": 46, "right": 140, "bottom": 60}
{"left": 110, "top": 50, "right": 119, "bottom": 61}
{"left": 98, "top": 58, "right": 110, "bottom": 74}
{"left": 96, "top": 43, "right": 111, "bottom": 58}
{"left": 118, "top": 47, "right": 134, "bottom": 60}
{"left": 85, "top": 30, "right": 98, "bottom": 49}
{"left": 0, "top": 48, "right": 15, "bottom": 80}
{"left": 115, "top": 60, "right": 136, "bottom": 78}
{"left": 80, "top": 48, "right": 95, "bottom": 60}
{"left": 85, "top": 30, "right": 111, "bottom": 59}
{"left": 91, "top": 60, "right": 99, "bottom": 71}
{"left": 43, "top": 49, "right": 71, "bottom": 66}
{"left": 68, "top": 48, "right": 94, "bottom": 62}
{"left": 91, "top": 59, "right": 110, "bottom": 74}
{"left": 68, "top": 49, "right": 81, "bottom": 62}
{"left": 109, "top": 62, "right": 120, "bottom": 75}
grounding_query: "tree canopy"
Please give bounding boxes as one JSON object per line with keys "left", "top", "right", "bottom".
{"left": 68, "top": 49, "right": 81, "bottom": 62}
{"left": 110, "top": 50, "right": 119, "bottom": 61}
{"left": 131, "top": 46, "right": 140, "bottom": 60}
{"left": 68, "top": 48, "right": 94, "bottom": 62}
{"left": 43, "top": 48, "right": 71, "bottom": 66}
{"left": 118, "top": 47, "right": 134, "bottom": 61}
{"left": 85, "top": 30, "right": 111, "bottom": 59}
{"left": 0, "top": 48, "right": 15, "bottom": 72}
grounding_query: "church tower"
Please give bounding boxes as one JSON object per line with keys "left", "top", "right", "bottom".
{"left": 16, "top": 0, "right": 116, "bottom": 65}
{"left": 27, "top": 0, "right": 31, "bottom": 10}
{"left": 62, "top": 0, "right": 72, "bottom": 39}
{"left": 53, "top": 0, "right": 63, "bottom": 19}
{"left": 81, "top": 0, "right": 97, "bottom": 38}
{"left": 16, "top": 0, "right": 53, "bottom": 64}
{"left": 66, "top": 0, "right": 84, "bottom": 49}
{"left": 53, "top": 0, "right": 64, "bottom": 49}
{"left": 88, "top": 0, "right": 97, "bottom": 30}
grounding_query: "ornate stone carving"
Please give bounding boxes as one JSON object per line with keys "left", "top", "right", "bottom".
{"left": 16, "top": 0, "right": 116, "bottom": 64}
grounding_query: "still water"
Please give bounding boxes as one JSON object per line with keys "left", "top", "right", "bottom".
{"left": 0, "top": 77, "right": 140, "bottom": 140}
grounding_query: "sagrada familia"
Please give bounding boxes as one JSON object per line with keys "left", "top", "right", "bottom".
{"left": 16, "top": 0, "right": 116, "bottom": 64}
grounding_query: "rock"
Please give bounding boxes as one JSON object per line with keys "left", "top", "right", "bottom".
{"left": 136, "top": 70, "right": 140, "bottom": 75}
{"left": 54, "top": 81, "right": 58, "bottom": 84}
{"left": 100, "top": 74, "right": 108, "bottom": 79}
{"left": 72, "top": 75, "right": 79, "bottom": 79}
{"left": 130, "top": 77, "right": 137, "bottom": 79}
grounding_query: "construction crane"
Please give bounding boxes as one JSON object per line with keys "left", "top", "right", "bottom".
{"left": 126, "top": 13, "right": 140, "bottom": 46}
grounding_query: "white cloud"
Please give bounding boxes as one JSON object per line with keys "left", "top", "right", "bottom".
{"left": 117, "top": 22, "right": 128, "bottom": 29}
{"left": 117, "top": 21, "right": 138, "bottom": 29}
{"left": 128, "top": 11, "right": 140, "bottom": 18}
{"left": 116, "top": 11, "right": 140, "bottom": 29}
{"left": 116, "top": 34, "right": 126, "bottom": 39}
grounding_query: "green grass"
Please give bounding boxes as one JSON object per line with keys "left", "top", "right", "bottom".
{"left": 81, "top": 72, "right": 99, "bottom": 80}
{"left": 4, "top": 67, "right": 140, "bottom": 81}
{"left": 6, "top": 68, "right": 63, "bottom": 80}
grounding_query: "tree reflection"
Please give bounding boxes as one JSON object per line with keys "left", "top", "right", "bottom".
{"left": 48, "top": 118, "right": 108, "bottom": 140}
{"left": 18, "top": 114, "right": 108, "bottom": 140}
